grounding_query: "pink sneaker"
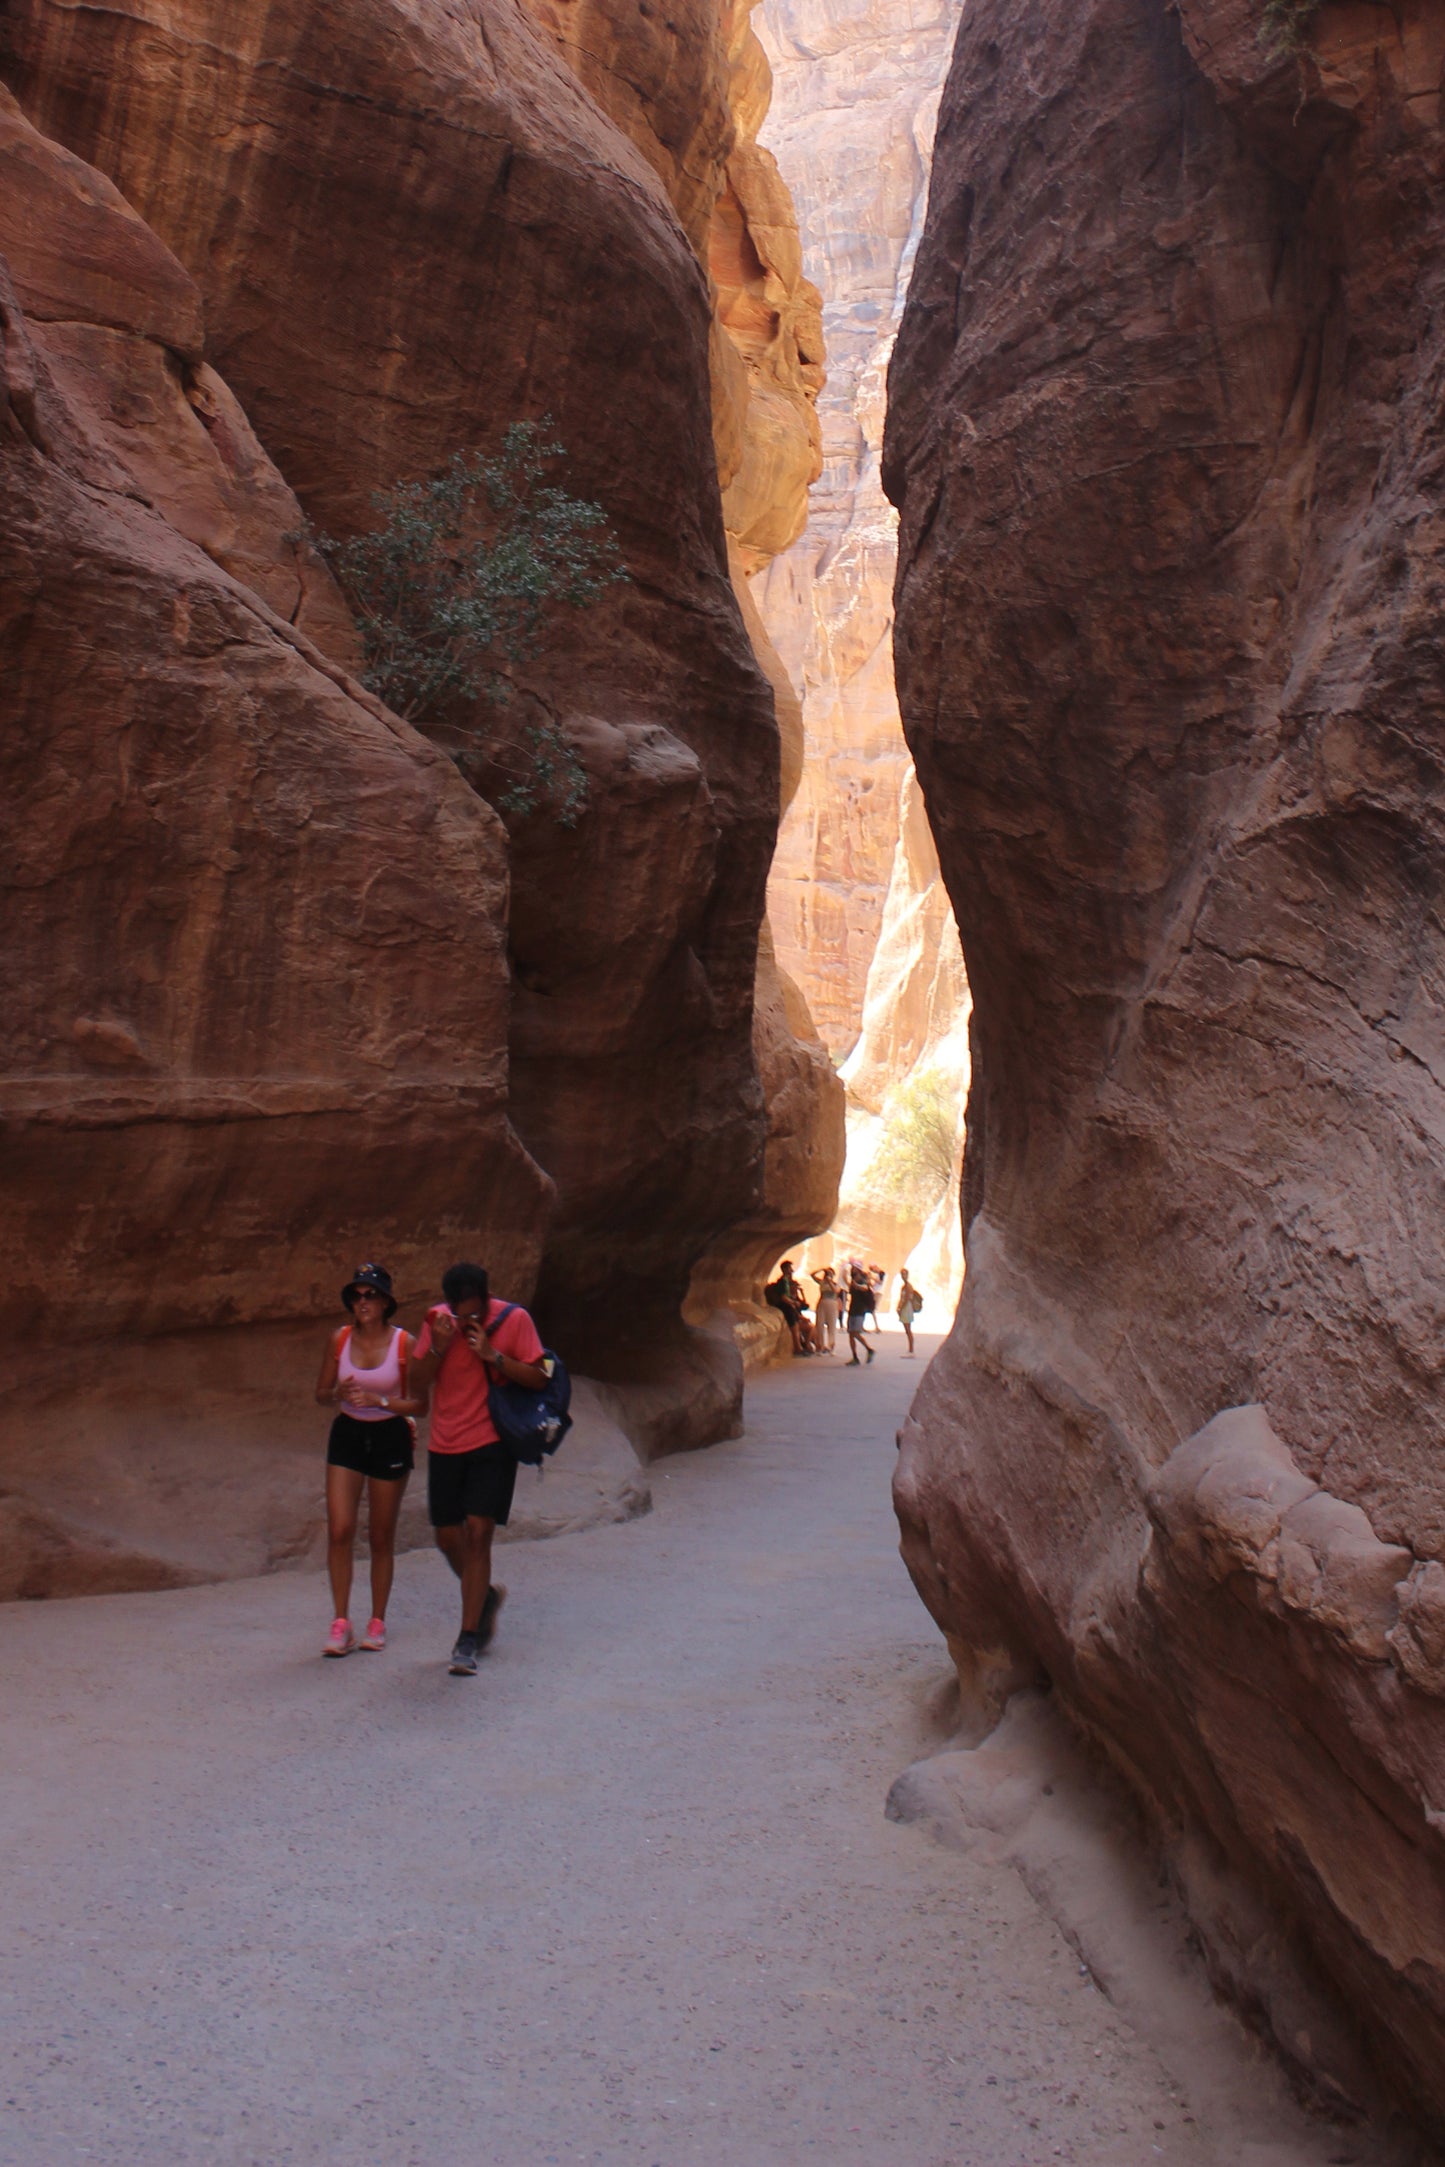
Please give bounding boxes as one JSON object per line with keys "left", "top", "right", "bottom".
{"left": 360, "top": 1617, "right": 387, "bottom": 1652}
{"left": 324, "top": 1618, "right": 355, "bottom": 1658}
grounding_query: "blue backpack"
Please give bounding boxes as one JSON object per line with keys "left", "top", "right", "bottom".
{"left": 486, "top": 1304, "right": 573, "bottom": 1466}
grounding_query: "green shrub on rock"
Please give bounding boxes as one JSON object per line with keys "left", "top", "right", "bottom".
{"left": 863, "top": 1065, "right": 964, "bottom": 1220}
{"left": 320, "top": 423, "right": 625, "bottom": 824}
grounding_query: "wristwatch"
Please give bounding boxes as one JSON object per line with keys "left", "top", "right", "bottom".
{"left": 380, "top": 1396, "right": 391, "bottom": 1411}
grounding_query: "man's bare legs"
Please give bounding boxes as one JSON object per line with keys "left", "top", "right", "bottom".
{"left": 436, "top": 1514, "right": 495, "bottom": 1634}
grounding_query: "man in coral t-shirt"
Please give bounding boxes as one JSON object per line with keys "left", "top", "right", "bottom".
{"left": 410, "top": 1260, "right": 547, "bottom": 1675}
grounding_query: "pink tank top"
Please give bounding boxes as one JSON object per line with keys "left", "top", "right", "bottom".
{"left": 338, "top": 1325, "right": 406, "bottom": 1422}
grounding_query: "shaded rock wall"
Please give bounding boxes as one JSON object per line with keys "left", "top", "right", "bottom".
{"left": 0, "top": 89, "right": 555, "bottom": 1588}
{"left": 1, "top": 0, "right": 786, "bottom": 1391}
{"left": 886, "top": 0, "right": 1445, "bottom": 2122}
{"left": 755, "top": 0, "right": 962, "bottom": 1059}
{"left": 0, "top": 0, "right": 842, "bottom": 1586}
{"left": 516, "top": 0, "right": 843, "bottom": 1369}
{"left": 1, "top": 86, "right": 549, "bottom": 1349}
{"left": 2, "top": 0, "right": 783, "bottom": 1373}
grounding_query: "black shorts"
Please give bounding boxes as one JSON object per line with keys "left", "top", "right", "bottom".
{"left": 327, "top": 1412, "right": 414, "bottom": 1481}
{"left": 428, "top": 1443, "right": 518, "bottom": 1529}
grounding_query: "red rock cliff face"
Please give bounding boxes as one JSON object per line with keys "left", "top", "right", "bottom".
{"left": 1, "top": 86, "right": 549, "bottom": 1347}
{"left": 0, "top": 86, "right": 554, "bottom": 1590}
{"left": 1, "top": 0, "right": 783, "bottom": 1385}
{"left": 885, "top": 0, "right": 1445, "bottom": 2124}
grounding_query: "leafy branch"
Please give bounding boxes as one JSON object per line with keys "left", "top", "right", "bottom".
{"left": 318, "top": 423, "right": 625, "bottom": 824}
{"left": 860, "top": 1065, "right": 964, "bottom": 1220}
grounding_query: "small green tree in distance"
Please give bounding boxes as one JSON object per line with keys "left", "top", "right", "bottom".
{"left": 319, "top": 422, "right": 625, "bottom": 824}
{"left": 863, "top": 1064, "right": 964, "bottom": 1221}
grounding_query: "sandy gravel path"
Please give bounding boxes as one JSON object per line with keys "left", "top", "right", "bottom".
{"left": 0, "top": 1338, "right": 1395, "bottom": 2165}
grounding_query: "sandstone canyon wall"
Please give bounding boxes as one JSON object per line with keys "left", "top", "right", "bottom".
{"left": 733, "top": 0, "right": 966, "bottom": 1316}
{"left": 887, "top": 0, "right": 1445, "bottom": 2124}
{"left": 0, "top": 0, "right": 838, "bottom": 1587}
{"left": 514, "top": 0, "right": 845, "bottom": 1362}
{"left": 0, "top": 82, "right": 553, "bottom": 1589}
{"left": 832, "top": 767, "right": 970, "bottom": 1304}
{"left": 754, "top": 0, "right": 962, "bottom": 1060}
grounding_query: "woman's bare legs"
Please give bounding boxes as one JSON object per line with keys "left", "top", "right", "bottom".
{"left": 847, "top": 1321, "right": 866, "bottom": 1364}
{"left": 902, "top": 1319, "right": 915, "bottom": 1355}
{"left": 326, "top": 1465, "right": 365, "bottom": 1619}
{"left": 366, "top": 1473, "right": 408, "bottom": 1620}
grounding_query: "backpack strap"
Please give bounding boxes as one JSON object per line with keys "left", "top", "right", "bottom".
{"left": 486, "top": 1302, "right": 520, "bottom": 1368}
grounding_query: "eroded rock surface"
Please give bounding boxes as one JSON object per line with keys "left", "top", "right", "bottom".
{"left": 686, "top": 0, "right": 845, "bottom": 1361}
{"left": 0, "top": 0, "right": 844, "bottom": 1582}
{"left": 833, "top": 767, "right": 969, "bottom": 1305}
{"left": 0, "top": 92, "right": 555, "bottom": 1587}
{"left": 2, "top": 0, "right": 781, "bottom": 1387}
{"left": 756, "top": 0, "right": 961, "bottom": 1057}
{"left": 886, "top": 0, "right": 1445, "bottom": 2121}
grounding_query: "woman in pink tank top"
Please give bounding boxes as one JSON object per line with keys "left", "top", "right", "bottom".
{"left": 313, "top": 1262, "right": 427, "bottom": 1657}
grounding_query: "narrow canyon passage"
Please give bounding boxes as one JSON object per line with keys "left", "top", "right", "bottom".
{"left": 0, "top": 1351, "right": 1393, "bottom": 2167}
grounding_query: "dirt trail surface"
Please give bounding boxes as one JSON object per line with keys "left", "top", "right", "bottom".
{"left": 0, "top": 1337, "right": 1395, "bottom": 2166}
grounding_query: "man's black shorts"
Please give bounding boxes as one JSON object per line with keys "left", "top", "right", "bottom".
{"left": 428, "top": 1443, "right": 518, "bottom": 1528}
{"left": 327, "top": 1412, "right": 414, "bottom": 1481}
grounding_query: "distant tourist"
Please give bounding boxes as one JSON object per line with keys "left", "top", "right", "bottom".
{"left": 315, "top": 1262, "right": 425, "bottom": 1657}
{"left": 845, "top": 1266, "right": 876, "bottom": 1365}
{"left": 811, "top": 1266, "right": 840, "bottom": 1353}
{"left": 896, "top": 1268, "right": 922, "bottom": 1356}
{"left": 766, "top": 1261, "right": 816, "bottom": 1356}
{"left": 409, "top": 1262, "right": 549, "bottom": 1676}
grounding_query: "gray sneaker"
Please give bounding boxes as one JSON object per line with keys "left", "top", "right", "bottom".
{"left": 448, "top": 1632, "right": 479, "bottom": 1676}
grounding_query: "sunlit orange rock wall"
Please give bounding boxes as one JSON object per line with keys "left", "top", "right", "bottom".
{"left": 832, "top": 768, "right": 970, "bottom": 1305}
{"left": 887, "top": 0, "right": 1445, "bottom": 2121}
{"left": 754, "top": 0, "right": 962, "bottom": 1060}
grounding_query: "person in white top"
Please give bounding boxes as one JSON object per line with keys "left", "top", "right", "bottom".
{"left": 313, "top": 1262, "right": 428, "bottom": 1658}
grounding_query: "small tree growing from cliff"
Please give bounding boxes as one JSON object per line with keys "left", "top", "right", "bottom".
{"left": 320, "top": 423, "right": 625, "bottom": 823}
{"left": 862, "top": 1065, "right": 964, "bottom": 1221}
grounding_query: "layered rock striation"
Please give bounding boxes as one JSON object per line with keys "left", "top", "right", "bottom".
{"left": 886, "top": 0, "right": 1445, "bottom": 2122}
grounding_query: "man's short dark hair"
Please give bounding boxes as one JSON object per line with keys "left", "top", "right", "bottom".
{"left": 442, "top": 1261, "right": 490, "bottom": 1309}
